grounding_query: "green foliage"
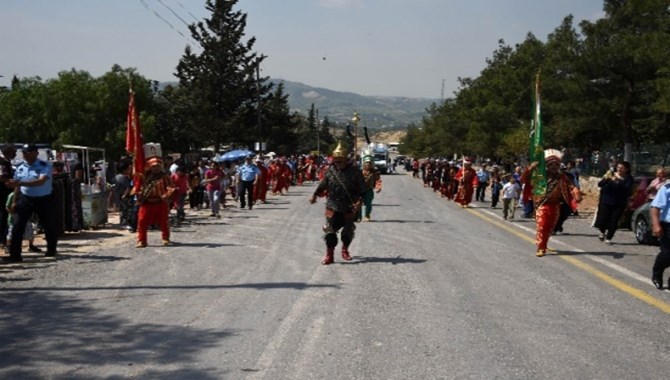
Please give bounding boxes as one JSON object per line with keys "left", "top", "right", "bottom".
{"left": 0, "top": 1, "right": 328, "bottom": 161}
{"left": 407, "top": 1, "right": 670, "bottom": 160}
{"left": 0, "top": 66, "right": 155, "bottom": 159}
{"left": 174, "top": 0, "right": 272, "bottom": 152}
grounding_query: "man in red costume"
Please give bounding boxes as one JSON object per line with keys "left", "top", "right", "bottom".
{"left": 454, "top": 158, "right": 479, "bottom": 207}
{"left": 522, "top": 149, "right": 581, "bottom": 257}
{"left": 135, "top": 157, "right": 175, "bottom": 248}
{"left": 253, "top": 156, "right": 268, "bottom": 204}
{"left": 269, "top": 159, "right": 286, "bottom": 195}
{"left": 296, "top": 156, "right": 307, "bottom": 186}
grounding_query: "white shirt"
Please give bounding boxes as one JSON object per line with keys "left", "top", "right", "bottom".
{"left": 502, "top": 182, "right": 520, "bottom": 200}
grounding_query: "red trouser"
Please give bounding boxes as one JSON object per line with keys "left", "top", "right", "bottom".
{"left": 137, "top": 202, "right": 170, "bottom": 244}
{"left": 535, "top": 203, "right": 560, "bottom": 251}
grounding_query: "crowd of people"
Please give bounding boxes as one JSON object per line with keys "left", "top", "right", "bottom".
{"left": 4, "top": 141, "right": 670, "bottom": 292}
{"left": 405, "top": 150, "right": 670, "bottom": 290}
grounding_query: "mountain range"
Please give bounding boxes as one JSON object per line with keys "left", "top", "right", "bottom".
{"left": 159, "top": 79, "right": 438, "bottom": 129}
{"left": 273, "top": 79, "right": 439, "bottom": 129}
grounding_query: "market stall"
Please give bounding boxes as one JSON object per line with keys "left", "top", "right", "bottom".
{"left": 59, "top": 145, "right": 108, "bottom": 229}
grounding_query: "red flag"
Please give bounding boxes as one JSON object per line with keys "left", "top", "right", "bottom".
{"left": 126, "top": 90, "right": 145, "bottom": 191}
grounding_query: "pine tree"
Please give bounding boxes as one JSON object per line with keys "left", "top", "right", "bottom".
{"left": 175, "top": 0, "right": 271, "bottom": 152}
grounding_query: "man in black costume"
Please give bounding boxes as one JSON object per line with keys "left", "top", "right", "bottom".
{"left": 309, "top": 142, "right": 366, "bottom": 265}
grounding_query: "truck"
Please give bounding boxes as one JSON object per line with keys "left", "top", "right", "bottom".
{"left": 362, "top": 143, "right": 390, "bottom": 174}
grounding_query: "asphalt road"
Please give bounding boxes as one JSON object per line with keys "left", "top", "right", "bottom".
{"left": 1, "top": 171, "right": 669, "bottom": 379}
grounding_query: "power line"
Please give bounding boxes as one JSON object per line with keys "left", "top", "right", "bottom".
{"left": 157, "top": 0, "right": 191, "bottom": 28}
{"left": 137, "top": 0, "right": 196, "bottom": 46}
{"left": 176, "top": 1, "right": 200, "bottom": 23}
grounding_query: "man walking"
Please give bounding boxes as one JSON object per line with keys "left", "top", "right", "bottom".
{"left": 4, "top": 144, "right": 58, "bottom": 262}
{"left": 237, "top": 155, "right": 260, "bottom": 210}
{"left": 475, "top": 163, "right": 490, "bottom": 202}
{"left": 651, "top": 181, "right": 670, "bottom": 289}
{"left": 309, "top": 142, "right": 366, "bottom": 265}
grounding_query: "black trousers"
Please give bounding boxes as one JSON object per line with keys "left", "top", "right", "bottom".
{"left": 553, "top": 202, "right": 573, "bottom": 233}
{"left": 476, "top": 182, "right": 488, "bottom": 201}
{"left": 10, "top": 193, "right": 58, "bottom": 258}
{"left": 239, "top": 180, "right": 254, "bottom": 209}
{"left": 595, "top": 202, "right": 625, "bottom": 240}
{"left": 323, "top": 211, "right": 355, "bottom": 248}
{"left": 0, "top": 193, "right": 9, "bottom": 245}
{"left": 653, "top": 222, "right": 670, "bottom": 278}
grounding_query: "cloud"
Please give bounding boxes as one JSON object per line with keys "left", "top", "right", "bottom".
{"left": 318, "top": 0, "right": 364, "bottom": 9}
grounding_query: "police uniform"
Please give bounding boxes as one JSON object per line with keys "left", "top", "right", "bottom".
{"left": 237, "top": 158, "right": 260, "bottom": 210}
{"left": 651, "top": 182, "right": 670, "bottom": 289}
{"left": 9, "top": 149, "right": 58, "bottom": 260}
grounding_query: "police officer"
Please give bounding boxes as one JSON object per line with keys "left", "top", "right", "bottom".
{"left": 237, "top": 155, "right": 260, "bottom": 210}
{"left": 651, "top": 181, "right": 670, "bottom": 289}
{"left": 3, "top": 144, "right": 58, "bottom": 262}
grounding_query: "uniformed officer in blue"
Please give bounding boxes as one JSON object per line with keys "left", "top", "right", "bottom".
{"left": 651, "top": 181, "right": 670, "bottom": 289}
{"left": 237, "top": 154, "right": 260, "bottom": 210}
{"left": 3, "top": 144, "right": 58, "bottom": 262}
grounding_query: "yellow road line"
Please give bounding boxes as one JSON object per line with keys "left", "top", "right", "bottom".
{"left": 466, "top": 208, "right": 670, "bottom": 314}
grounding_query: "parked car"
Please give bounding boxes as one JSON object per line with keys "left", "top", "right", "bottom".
{"left": 630, "top": 201, "right": 659, "bottom": 245}
{"left": 609, "top": 175, "right": 650, "bottom": 229}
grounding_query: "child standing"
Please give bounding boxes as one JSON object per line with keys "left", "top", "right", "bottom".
{"left": 501, "top": 176, "right": 520, "bottom": 220}
{"left": 6, "top": 192, "right": 41, "bottom": 253}
{"left": 490, "top": 175, "right": 503, "bottom": 209}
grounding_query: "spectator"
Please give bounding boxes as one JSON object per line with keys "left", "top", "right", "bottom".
{"left": 114, "top": 162, "right": 133, "bottom": 229}
{"left": 594, "top": 161, "right": 634, "bottom": 244}
{"left": 647, "top": 167, "right": 667, "bottom": 201}
{"left": 203, "top": 161, "right": 223, "bottom": 218}
{"left": 6, "top": 191, "right": 41, "bottom": 253}
{"left": 475, "top": 163, "right": 490, "bottom": 202}
{"left": 237, "top": 155, "right": 260, "bottom": 210}
{"left": 171, "top": 166, "right": 191, "bottom": 224}
{"left": 4, "top": 144, "right": 58, "bottom": 262}
{"left": 501, "top": 175, "right": 520, "bottom": 220}
{"left": 0, "top": 144, "right": 17, "bottom": 251}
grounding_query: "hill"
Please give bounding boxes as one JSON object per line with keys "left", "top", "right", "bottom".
{"left": 159, "top": 79, "right": 434, "bottom": 129}
{"left": 274, "top": 79, "right": 438, "bottom": 128}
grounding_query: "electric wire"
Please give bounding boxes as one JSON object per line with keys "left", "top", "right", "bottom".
{"left": 176, "top": 1, "right": 200, "bottom": 22}
{"left": 137, "top": 0, "right": 197, "bottom": 47}
{"left": 157, "top": 0, "right": 191, "bottom": 28}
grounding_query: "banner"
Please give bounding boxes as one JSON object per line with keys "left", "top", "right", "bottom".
{"left": 530, "top": 71, "right": 546, "bottom": 196}
{"left": 126, "top": 90, "right": 145, "bottom": 192}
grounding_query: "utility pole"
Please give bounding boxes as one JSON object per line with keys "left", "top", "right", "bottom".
{"left": 256, "top": 59, "right": 262, "bottom": 152}
{"left": 441, "top": 78, "right": 445, "bottom": 102}
{"left": 352, "top": 111, "right": 360, "bottom": 162}
{"left": 316, "top": 108, "right": 320, "bottom": 156}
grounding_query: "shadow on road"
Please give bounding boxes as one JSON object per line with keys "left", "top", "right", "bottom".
{"left": 554, "top": 250, "right": 642, "bottom": 259}
{"left": 347, "top": 256, "right": 427, "bottom": 265}
{"left": 1, "top": 282, "right": 340, "bottom": 292}
{"left": 0, "top": 292, "right": 231, "bottom": 379}
{"left": 371, "top": 220, "right": 436, "bottom": 224}
{"left": 168, "top": 242, "right": 239, "bottom": 248}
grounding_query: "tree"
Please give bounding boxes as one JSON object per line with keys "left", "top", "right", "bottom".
{"left": 580, "top": 0, "right": 670, "bottom": 159}
{"left": 261, "top": 82, "right": 300, "bottom": 155}
{"left": 175, "top": 0, "right": 272, "bottom": 152}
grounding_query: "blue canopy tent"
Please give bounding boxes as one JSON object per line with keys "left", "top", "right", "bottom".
{"left": 217, "top": 149, "right": 253, "bottom": 162}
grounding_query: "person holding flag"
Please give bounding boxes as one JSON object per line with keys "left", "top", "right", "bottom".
{"left": 523, "top": 151, "right": 581, "bottom": 257}
{"left": 525, "top": 72, "right": 580, "bottom": 257}
{"left": 125, "top": 89, "right": 145, "bottom": 195}
{"left": 135, "top": 150, "right": 175, "bottom": 248}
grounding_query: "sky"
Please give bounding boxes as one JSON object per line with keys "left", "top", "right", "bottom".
{"left": 0, "top": 0, "right": 605, "bottom": 99}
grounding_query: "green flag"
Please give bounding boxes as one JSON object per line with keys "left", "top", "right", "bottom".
{"left": 530, "top": 71, "right": 546, "bottom": 196}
